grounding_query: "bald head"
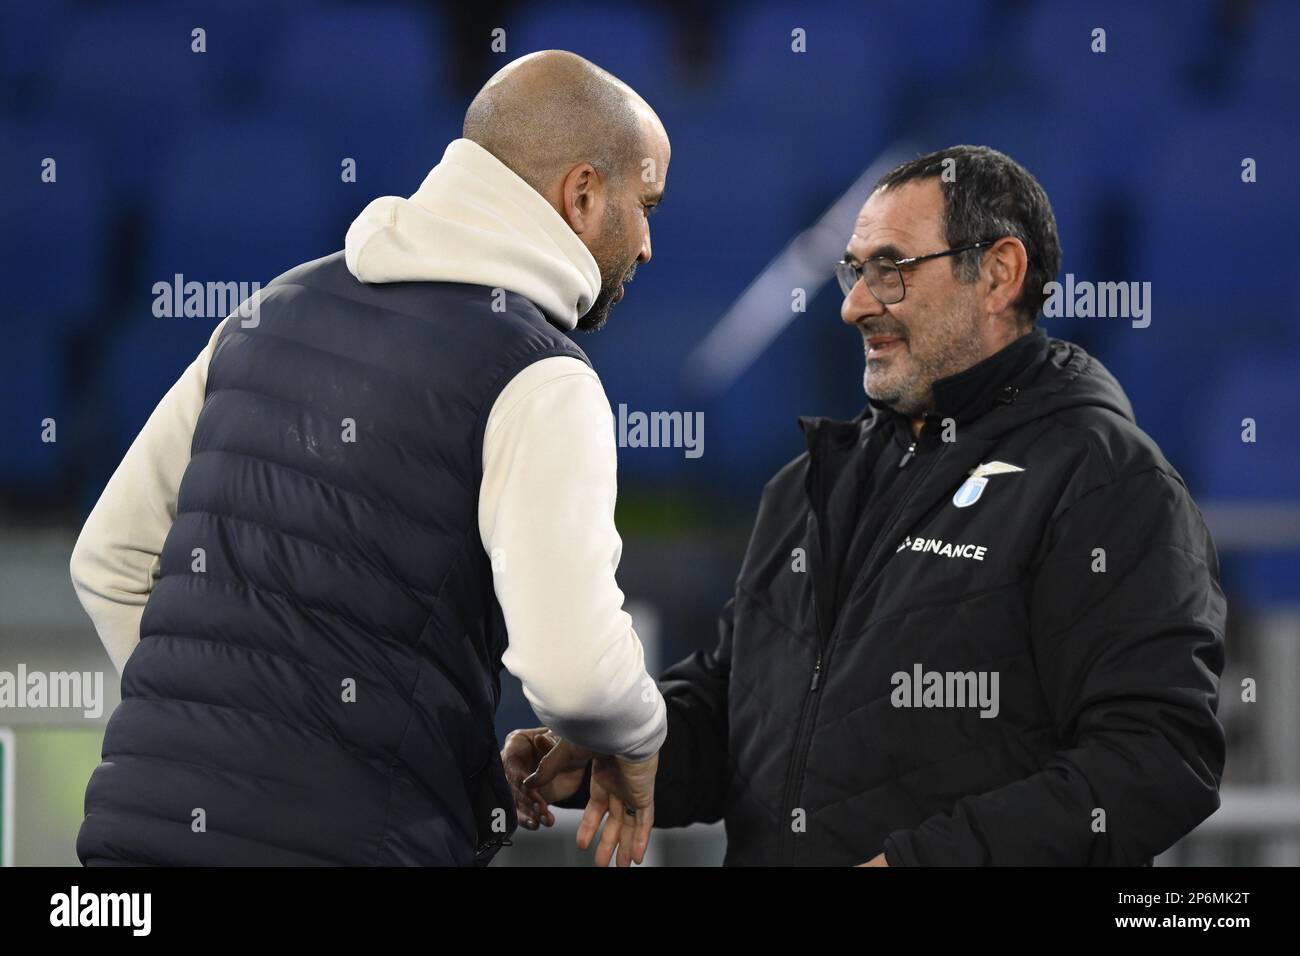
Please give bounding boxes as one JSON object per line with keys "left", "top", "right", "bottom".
{"left": 464, "top": 51, "right": 669, "bottom": 332}
{"left": 463, "top": 50, "right": 660, "bottom": 194}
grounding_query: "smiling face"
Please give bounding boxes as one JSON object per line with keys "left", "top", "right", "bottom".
{"left": 840, "top": 178, "right": 993, "bottom": 417}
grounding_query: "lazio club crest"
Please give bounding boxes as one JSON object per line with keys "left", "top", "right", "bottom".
{"left": 952, "top": 461, "right": 1026, "bottom": 509}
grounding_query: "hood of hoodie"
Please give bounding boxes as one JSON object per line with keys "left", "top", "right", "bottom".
{"left": 343, "top": 138, "right": 602, "bottom": 331}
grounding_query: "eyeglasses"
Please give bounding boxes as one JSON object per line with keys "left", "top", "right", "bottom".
{"left": 834, "top": 239, "right": 998, "bottom": 304}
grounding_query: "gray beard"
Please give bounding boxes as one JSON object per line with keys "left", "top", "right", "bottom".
{"left": 863, "top": 309, "right": 986, "bottom": 415}
{"left": 577, "top": 287, "right": 617, "bottom": 332}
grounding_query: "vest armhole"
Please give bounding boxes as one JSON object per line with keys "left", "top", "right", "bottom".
{"left": 470, "top": 344, "right": 593, "bottom": 486}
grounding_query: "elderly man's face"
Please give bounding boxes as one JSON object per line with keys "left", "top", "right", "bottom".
{"left": 840, "top": 178, "right": 987, "bottom": 417}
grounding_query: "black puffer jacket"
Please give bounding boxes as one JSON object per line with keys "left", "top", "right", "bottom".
{"left": 654, "top": 329, "right": 1226, "bottom": 865}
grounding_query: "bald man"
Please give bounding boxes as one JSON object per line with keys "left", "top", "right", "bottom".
{"left": 71, "top": 51, "right": 670, "bottom": 866}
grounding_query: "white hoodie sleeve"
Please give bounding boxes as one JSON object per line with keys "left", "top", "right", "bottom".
{"left": 70, "top": 318, "right": 229, "bottom": 675}
{"left": 479, "top": 356, "right": 668, "bottom": 761}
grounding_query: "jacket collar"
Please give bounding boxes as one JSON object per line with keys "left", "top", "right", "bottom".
{"left": 795, "top": 327, "right": 1050, "bottom": 450}
{"left": 868, "top": 325, "right": 1050, "bottom": 443}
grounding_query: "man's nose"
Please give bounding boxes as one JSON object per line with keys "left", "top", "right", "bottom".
{"left": 841, "top": 276, "right": 885, "bottom": 326}
{"left": 638, "top": 222, "right": 652, "bottom": 264}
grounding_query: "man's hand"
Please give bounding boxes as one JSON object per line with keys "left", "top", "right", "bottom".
{"left": 501, "top": 727, "right": 591, "bottom": 830}
{"left": 857, "top": 852, "right": 889, "bottom": 867}
{"left": 528, "top": 742, "right": 660, "bottom": 867}
{"left": 577, "top": 752, "right": 659, "bottom": 868}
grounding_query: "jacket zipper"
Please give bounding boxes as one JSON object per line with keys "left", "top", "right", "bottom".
{"left": 778, "top": 650, "right": 827, "bottom": 862}
{"left": 778, "top": 434, "right": 942, "bottom": 862}
{"left": 779, "top": 429, "right": 835, "bottom": 860}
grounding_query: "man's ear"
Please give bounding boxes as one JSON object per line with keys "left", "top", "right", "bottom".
{"left": 983, "top": 236, "right": 1029, "bottom": 317}
{"left": 560, "top": 163, "right": 602, "bottom": 235}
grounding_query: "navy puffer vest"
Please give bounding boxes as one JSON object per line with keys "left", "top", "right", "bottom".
{"left": 77, "top": 251, "right": 589, "bottom": 865}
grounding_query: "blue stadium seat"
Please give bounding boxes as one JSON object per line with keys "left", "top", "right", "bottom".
{"left": 98, "top": 310, "right": 222, "bottom": 459}
{"left": 1193, "top": 353, "right": 1300, "bottom": 606}
{"left": 506, "top": 1, "right": 676, "bottom": 101}
{"left": 1088, "top": 102, "right": 1300, "bottom": 484}
{"left": 715, "top": 1, "right": 904, "bottom": 128}
{"left": 0, "top": 119, "right": 108, "bottom": 330}
{"left": 139, "top": 117, "right": 343, "bottom": 288}
{"left": 1100, "top": 334, "right": 1208, "bottom": 487}
{"left": 1134, "top": 109, "right": 1300, "bottom": 338}
{"left": 262, "top": 3, "right": 460, "bottom": 202}
{"left": 1016, "top": 0, "right": 1216, "bottom": 190}
{"left": 48, "top": 8, "right": 230, "bottom": 201}
{"left": 845, "top": 0, "right": 990, "bottom": 83}
{"left": 0, "top": 318, "right": 66, "bottom": 490}
{"left": 1237, "top": 0, "right": 1300, "bottom": 109}
{"left": 168, "top": 0, "right": 306, "bottom": 105}
{"left": 1197, "top": 355, "right": 1300, "bottom": 500}
{"left": 107, "top": 117, "right": 345, "bottom": 448}
{"left": 266, "top": 3, "right": 447, "bottom": 126}
{"left": 0, "top": 0, "right": 70, "bottom": 90}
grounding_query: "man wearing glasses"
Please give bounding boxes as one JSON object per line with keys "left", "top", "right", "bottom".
{"left": 508, "top": 144, "right": 1226, "bottom": 866}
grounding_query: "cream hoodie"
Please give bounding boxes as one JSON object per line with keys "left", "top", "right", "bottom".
{"left": 70, "top": 138, "right": 667, "bottom": 761}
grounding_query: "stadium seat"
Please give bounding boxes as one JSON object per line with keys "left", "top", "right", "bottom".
{"left": 507, "top": 1, "right": 676, "bottom": 101}
{"left": 1193, "top": 352, "right": 1300, "bottom": 606}
{"left": 139, "top": 117, "right": 342, "bottom": 287}
{"left": 48, "top": 8, "right": 231, "bottom": 201}
{"left": 0, "top": 119, "right": 108, "bottom": 330}
{"left": 0, "top": 318, "right": 66, "bottom": 491}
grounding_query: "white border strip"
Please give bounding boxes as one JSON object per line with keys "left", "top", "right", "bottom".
{"left": 0, "top": 727, "right": 13, "bottom": 866}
